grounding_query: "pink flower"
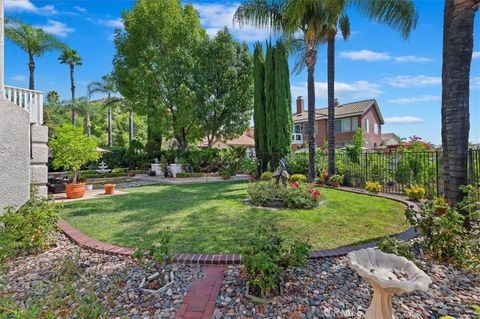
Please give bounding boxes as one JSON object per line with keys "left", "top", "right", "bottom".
{"left": 290, "top": 182, "right": 300, "bottom": 188}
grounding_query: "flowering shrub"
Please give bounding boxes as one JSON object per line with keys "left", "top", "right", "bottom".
{"left": 404, "top": 185, "right": 425, "bottom": 200}
{"left": 278, "top": 185, "right": 321, "bottom": 209}
{"left": 246, "top": 182, "right": 321, "bottom": 209}
{"left": 365, "top": 181, "right": 382, "bottom": 194}
{"left": 289, "top": 174, "right": 307, "bottom": 183}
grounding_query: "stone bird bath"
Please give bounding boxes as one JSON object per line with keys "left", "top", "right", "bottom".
{"left": 347, "top": 248, "right": 431, "bottom": 319}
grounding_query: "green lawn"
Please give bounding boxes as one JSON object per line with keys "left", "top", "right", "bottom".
{"left": 61, "top": 182, "right": 408, "bottom": 254}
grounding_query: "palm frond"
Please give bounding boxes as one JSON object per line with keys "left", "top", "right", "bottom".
{"left": 351, "top": 0, "right": 418, "bottom": 39}
{"left": 338, "top": 14, "right": 350, "bottom": 41}
{"left": 233, "top": 0, "right": 285, "bottom": 33}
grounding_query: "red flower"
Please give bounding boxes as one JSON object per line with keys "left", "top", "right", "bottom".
{"left": 311, "top": 189, "right": 321, "bottom": 199}
{"left": 290, "top": 182, "right": 300, "bottom": 188}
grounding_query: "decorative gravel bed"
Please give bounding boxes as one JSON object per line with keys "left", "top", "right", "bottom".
{"left": 215, "top": 253, "right": 480, "bottom": 318}
{"left": 0, "top": 233, "right": 200, "bottom": 319}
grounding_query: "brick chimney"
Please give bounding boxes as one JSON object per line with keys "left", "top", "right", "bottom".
{"left": 296, "top": 96, "right": 304, "bottom": 114}
{"left": 334, "top": 98, "right": 340, "bottom": 107}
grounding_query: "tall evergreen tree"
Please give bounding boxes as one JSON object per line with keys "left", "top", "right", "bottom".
{"left": 264, "top": 42, "right": 276, "bottom": 167}
{"left": 253, "top": 43, "right": 267, "bottom": 172}
{"left": 273, "top": 41, "right": 292, "bottom": 160}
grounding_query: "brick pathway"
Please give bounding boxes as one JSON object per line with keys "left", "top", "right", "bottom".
{"left": 175, "top": 266, "right": 225, "bottom": 319}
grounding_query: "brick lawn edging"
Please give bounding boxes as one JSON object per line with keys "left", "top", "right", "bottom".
{"left": 58, "top": 186, "right": 420, "bottom": 264}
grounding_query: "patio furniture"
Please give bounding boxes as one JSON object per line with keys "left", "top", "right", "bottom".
{"left": 347, "top": 248, "right": 431, "bottom": 319}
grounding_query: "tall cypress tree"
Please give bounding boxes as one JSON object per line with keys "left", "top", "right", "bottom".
{"left": 274, "top": 41, "right": 292, "bottom": 160}
{"left": 264, "top": 41, "right": 276, "bottom": 167}
{"left": 253, "top": 43, "right": 267, "bottom": 172}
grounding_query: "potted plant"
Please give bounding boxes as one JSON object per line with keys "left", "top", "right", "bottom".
{"left": 50, "top": 124, "right": 101, "bottom": 199}
{"left": 104, "top": 183, "right": 116, "bottom": 194}
{"left": 128, "top": 170, "right": 136, "bottom": 177}
{"left": 329, "top": 175, "right": 344, "bottom": 188}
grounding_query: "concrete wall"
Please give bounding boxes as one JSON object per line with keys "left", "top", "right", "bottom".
{"left": 0, "top": 98, "right": 30, "bottom": 213}
{"left": 30, "top": 125, "right": 48, "bottom": 198}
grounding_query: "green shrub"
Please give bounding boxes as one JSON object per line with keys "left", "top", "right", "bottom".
{"left": 239, "top": 157, "right": 258, "bottom": 175}
{"left": 285, "top": 153, "right": 309, "bottom": 175}
{"left": 104, "top": 146, "right": 128, "bottom": 169}
{"left": 378, "top": 236, "right": 416, "bottom": 261}
{"left": 243, "top": 226, "right": 310, "bottom": 298}
{"left": 246, "top": 181, "right": 278, "bottom": 206}
{"left": 111, "top": 167, "right": 126, "bottom": 174}
{"left": 404, "top": 184, "right": 425, "bottom": 200}
{"left": 365, "top": 181, "right": 382, "bottom": 194}
{"left": 289, "top": 174, "right": 307, "bottom": 183}
{"left": 329, "top": 174, "right": 344, "bottom": 185}
{"left": 133, "top": 228, "right": 173, "bottom": 265}
{"left": 176, "top": 172, "right": 204, "bottom": 178}
{"left": 278, "top": 185, "right": 321, "bottom": 209}
{"left": 260, "top": 171, "right": 273, "bottom": 181}
{"left": 405, "top": 189, "right": 479, "bottom": 269}
{"left": 0, "top": 191, "right": 60, "bottom": 262}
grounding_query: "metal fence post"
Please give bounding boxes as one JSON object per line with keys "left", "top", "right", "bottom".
{"left": 435, "top": 150, "right": 440, "bottom": 197}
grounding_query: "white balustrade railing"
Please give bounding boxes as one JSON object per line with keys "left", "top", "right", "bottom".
{"left": 4, "top": 85, "right": 44, "bottom": 124}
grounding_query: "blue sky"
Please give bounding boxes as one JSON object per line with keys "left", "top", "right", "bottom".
{"left": 5, "top": 0, "right": 480, "bottom": 145}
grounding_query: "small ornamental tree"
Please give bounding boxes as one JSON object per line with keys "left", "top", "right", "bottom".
{"left": 50, "top": 124, "right": 100, "bottom": 183}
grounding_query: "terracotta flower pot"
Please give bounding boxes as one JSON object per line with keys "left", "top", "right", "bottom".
{"left": 104, "top": 184, "right": 116, "bottom": 195}
{"left": 66, "top": 183, "right": 86, "bottom": 199}
{"left": 128, "top": 171, "right": 136, "bottom": 177}
{"left": 332, "top": 182, "right": 340, "bottom": 188}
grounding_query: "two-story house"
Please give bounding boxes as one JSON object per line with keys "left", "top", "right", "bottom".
{"left": 291, "top": 96, "right": 384, "bottom": 151}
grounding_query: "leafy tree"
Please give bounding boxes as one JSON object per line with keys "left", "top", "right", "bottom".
{"left": 49, "top": 124, "right": 101, "bottom": 183}
{"left": 87, "top": 75, "right": 120, "bottom": 147}
{"left": 442, "top": 0, "right": 478, "bottom": 206}
{"left": 113, "top": 0, "right": 206, "bottom": 151}
{"left": 46, "top": 91, "right": 60, "bottom": 104}
{"left": 196, "top": 28, "right": 253, "bottom": 148}
{"left": 345, "top": 128, "right": 363, "bottom": 163}
{"left": 5, "top": 18, "right": 64, "bottom": 90}
{"left": 58, "top": 48, "right": 82, "bottom": 125}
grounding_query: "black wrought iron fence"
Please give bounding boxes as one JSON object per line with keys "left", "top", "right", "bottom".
{"left": 257, "top": 149, "right": 480, "bottom": 197}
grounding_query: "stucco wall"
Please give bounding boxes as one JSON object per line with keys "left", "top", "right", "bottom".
{"left": 0, "top": 98, "right": 31, "bottom": 213}
{"left": 30, "top": 125, "right": 48, "bottom": 198}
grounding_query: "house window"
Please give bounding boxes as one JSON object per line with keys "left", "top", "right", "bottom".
{"left": 374, "top": 123, "right": 379, "bottom": 134}
{"left": 334, "top": 117, "right": 357, "bottom": 133}
{"left": 364, "top": 118, "right": 369, "bottom": 132}
{"left": 294, "top": 124, "right": 301, "bottom": 134}
{"left": 303, "top": 122, "right": 318, "bottom": 134}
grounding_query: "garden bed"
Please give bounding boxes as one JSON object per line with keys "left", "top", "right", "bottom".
{"left": 213, "top": 244, "right": 480, "bottom": 318}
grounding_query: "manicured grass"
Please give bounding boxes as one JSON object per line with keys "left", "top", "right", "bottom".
{"left": 60, "top": 182, "right": 408, "bottom": 254}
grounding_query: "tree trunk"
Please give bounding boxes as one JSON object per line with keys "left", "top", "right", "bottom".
{"left": 28, "top": 52, "right": 35, "bottom": 90}
{"left": 70, "top": 64, "right": 76, "bottom": 125}
{"left": 441, "top": 0, "right": 476, "bottom": 206}
{"left": 108, "top": 106, "right": 112, "bottom": 147}
{"left": 327, "top": 36, "right": 336, "bottom": 177}
{"left": 306, "top": 47, "right": 317, "bottom": 183}
{"left": 129, "top": 108, "right": 134, "bottom": 143}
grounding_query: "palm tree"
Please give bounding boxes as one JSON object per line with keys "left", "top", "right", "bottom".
{"left": 75, "top": 97, "right": 94, "bottom": 137}
{"left": 235, "top": 0, "right": 418, "bottom": 182}
{"left": 46, "top": 90, "right": 60, "bottom": 104}
{"left": 441, "top": 0, "right": 478, "bottom": 207}
{"left": 5, "top": 18, "right": 64, "bottom": 90}
{"left": 87, "top": 75, "right": 119, "bottom": 147}
{"left": 59, "top": 48, "right": 82, "bottom": 125}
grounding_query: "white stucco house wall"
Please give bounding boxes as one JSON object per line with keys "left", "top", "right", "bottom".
{"left": 0, "top": 1, "right": 49, "bottom": 213}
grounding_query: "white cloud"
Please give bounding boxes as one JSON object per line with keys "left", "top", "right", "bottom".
{"left": 5, "top": 0, "right": 57, "bottom": 14}
{"left": 472, "top": 77, "right": 480, "bottom": 89}
{"left": 339, "top": 50, "right": 432, "bottom": 63}
{"left": 291, "top": 80, "right": 383, "bottom": 104}
{"left": 385, "top": 75, "right": 441, "bottom": 88}
{"left": 340, "top": 50, "right": 390, "bottom": 62}
{"left": 192, "top": 2, "right": 271, "bottom": 42}
{"left": 73, "top": 6, "right": 88, "bottom": 14}
{"left": 394, "top": 55, "right": 433, "bottom": 63}
{"left": 473, "top": 51, "right": 480, "bottom": 59}
{"left": 388, "top": 95, "right": 440, "bottom": 104}
{"left": 102, "top": 19, "right": 123, "bottom": 28}
{"left": 384, "top": 116, "right": 424, "bottom": 124}
{"left": 11, "top": 74, "right": 26, "bottom": 82}
{"left": 37, "top": 20, "right": 74, "bottom": 37}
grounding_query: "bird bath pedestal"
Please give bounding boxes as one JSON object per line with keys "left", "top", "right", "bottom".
{"left": 347, "top": 248, "right": 431, "bottom": 319}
